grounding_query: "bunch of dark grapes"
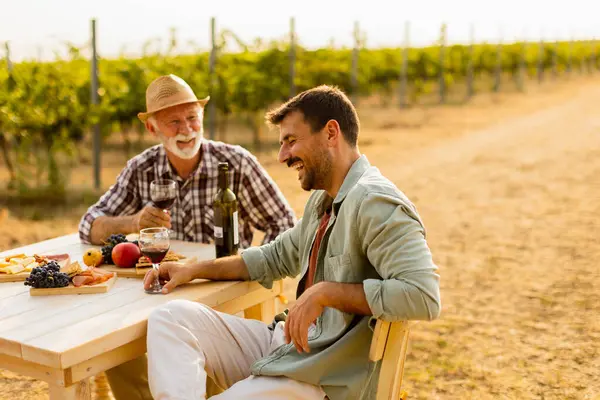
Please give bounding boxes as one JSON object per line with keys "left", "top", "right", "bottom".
{"left": 101, "top": 234, "right": 128, "bottom": 264}
{"left": 24, "top": 261, "right": 70, "bottom": 289}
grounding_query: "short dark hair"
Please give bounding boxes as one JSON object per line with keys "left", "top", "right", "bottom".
{"left": 265, "top": 85, "right": 360, "bottom": 147}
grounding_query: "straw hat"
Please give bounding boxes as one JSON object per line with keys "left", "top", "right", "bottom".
{"left": 137, "top": 74, "right": 210, "bottom": 122}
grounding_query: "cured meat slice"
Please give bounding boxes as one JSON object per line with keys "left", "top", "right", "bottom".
{"left": 44, "top": 254, "right": 70, "bottom": 261}
{"left": 72, "top": 266, "right": 115, "bottom": 286}
{"left": 72, "top": 275, "right": 95, "bottom": 287}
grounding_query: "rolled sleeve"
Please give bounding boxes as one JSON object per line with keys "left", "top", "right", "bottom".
{"left": 78, "top": 161, "right": 141, "bottom": 244}
{"left": 78, "top": 208, "right": 107, "bottom": 244}
{"left": 241, "top": 247, "right": 271, "bottom": 287}
{"left": 358, "top": 192, "right": 441, "bottom": 322}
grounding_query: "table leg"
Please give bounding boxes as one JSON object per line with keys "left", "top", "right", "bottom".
{"left": 244, "top": 298, "right": 276, "bottom": 323}
{"left": 49, "top": 378, "right": 91, "bottom": 400}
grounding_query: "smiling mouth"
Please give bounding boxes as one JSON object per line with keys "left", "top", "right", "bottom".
{"left": 176, "top": 138, "right": 195, "bottom": 147}
{"left": 290, "top": 161, "right": 304, "bottom": 172}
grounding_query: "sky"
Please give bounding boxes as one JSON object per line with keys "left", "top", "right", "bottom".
{"left": 0, "top": 0, "right": 597, "bottom": 61}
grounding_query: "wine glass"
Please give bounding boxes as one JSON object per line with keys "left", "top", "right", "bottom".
{"left": 151, "top": 179, "right": 178, "bottom": 213}
{"left": 139, "top": 227, "right": 170, "bottom": 294}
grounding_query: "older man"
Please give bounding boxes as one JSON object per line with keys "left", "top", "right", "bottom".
{"left": 81, "top": 75, "right": 296, "bottom": 400}
{"left": 79, "top": 74, "right": 295, "bottom": 248}
{"left": 144, "top": 85, "right": 441, "bottom": 399}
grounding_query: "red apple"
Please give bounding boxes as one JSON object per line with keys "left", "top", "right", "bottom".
{"left": 112, "top": 242, "right": 141, "bottom": 268}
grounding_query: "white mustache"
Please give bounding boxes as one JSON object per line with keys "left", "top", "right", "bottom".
{"left": 174, "top": 133, "right": 196, "bottom": 141}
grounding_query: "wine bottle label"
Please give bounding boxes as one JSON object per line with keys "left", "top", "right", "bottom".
{"left": 233, "top": 211, "right": 239, "bottom": 245}
{"left": 214, "top": 209, "right": 224, "bottom": 245}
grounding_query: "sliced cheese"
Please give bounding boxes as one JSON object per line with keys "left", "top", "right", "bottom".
{"left": 24, "top": 262, "right": 39, "bottom": 272}
{"left": 0, "top": 264, "right": 26, "bottom": 274}
{"left": 4, "top": 254, "right": 26, "bottom": 261}
{"left": 20, "top": 257, "right": 35, "bottom": 266}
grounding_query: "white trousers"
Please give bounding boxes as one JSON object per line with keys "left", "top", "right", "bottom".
{"left": 147, "top": 299, "right": 327, "bottom": 400}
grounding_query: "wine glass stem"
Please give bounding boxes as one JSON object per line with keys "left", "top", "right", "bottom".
{"left": 153, "top": 263, "right": 161, "bottom": 286}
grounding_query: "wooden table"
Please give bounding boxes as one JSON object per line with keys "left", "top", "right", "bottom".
{"left": 0, "top": 233, "right": 283, "bottom": 399}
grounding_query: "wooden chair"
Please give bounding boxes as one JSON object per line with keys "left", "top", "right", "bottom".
{"left": 369, "top": 320, "right": 412, "bottom": 400}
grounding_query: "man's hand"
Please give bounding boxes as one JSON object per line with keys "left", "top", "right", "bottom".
{"left": 284, "top": 282, "right": 374, "bottom": 353}
{"left": 134, "top": 206, "right": 172, "bottom": 231}
{"left": 143, "top": 262, "right": 193, "bottom": 294}
{"left": 284, "top": 282, "right": 327, "bottom": 354}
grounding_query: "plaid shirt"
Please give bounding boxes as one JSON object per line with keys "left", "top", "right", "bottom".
{"left": 79, "top": 141, "right": 297, "bottom": 248}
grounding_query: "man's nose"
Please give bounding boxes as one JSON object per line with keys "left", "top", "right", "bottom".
{"left": 278, "top": 145, "right": 289, "bottom": 165}
{"left": 181, "top": 119, "right": 196, "bottom": 134}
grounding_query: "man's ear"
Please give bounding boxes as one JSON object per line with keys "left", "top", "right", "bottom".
{"left": 325, "top": 119, "right": 342, "bottom": 146}
{"left": 145, "top": 119, "right": 157, "bottom": 137}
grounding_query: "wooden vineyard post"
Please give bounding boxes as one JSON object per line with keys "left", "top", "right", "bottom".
{"left": 351, "top": 21, "right": 360, "bottom": 105}
{"left": 567, "top": 36, "right": 573, "bottom": 74}
{"left": 208, "top": 17, "right": 217, "bottom": 141}
{"left": 537, "top": 34, "right": 544, "bottom": 84}
{"left": 590, "top": 38, "right": 597, "bottom": 73}
{"left": 494, "top": 26, "right": 502, "bottom": 93}
{"left": 398, "top": 21, "right": 410, "bottom": 108}
{"left": 90, "top": 19, "right": 101, "bottom": 190}
{"left": 5, "top": 42, "right": 12, "bottom": 73}
{"left": 552, "top": 35, "right": 559, "bottom": 79}
{"left": 516, "top": 28, "right": 527, "bottom": 92}
{"left": 439, "top": 23, "right": 447, "bottom": 104}
{"left": 466, "top": 23, "right": 475, "bottom": 99}
{"left": 289, "top": 17, "right": 296, "bottom": 98}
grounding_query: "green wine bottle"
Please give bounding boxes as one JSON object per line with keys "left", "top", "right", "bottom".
{"left": 213, "top": 162, "right": 239, "bottom": 258}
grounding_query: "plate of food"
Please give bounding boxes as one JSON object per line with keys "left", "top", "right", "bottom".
{"left": 25, "top": 259, "right": 117, "bottom": 296}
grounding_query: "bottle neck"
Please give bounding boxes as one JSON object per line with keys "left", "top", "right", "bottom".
{"left": 218, "top": 169, "right": 229, "bottom": 190}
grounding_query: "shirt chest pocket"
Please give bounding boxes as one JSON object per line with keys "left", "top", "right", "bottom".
{"left": 324, "top": 253, "right": 355, "bottom": 283}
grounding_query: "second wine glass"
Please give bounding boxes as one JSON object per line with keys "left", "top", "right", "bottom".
{"left": 139, "top": 227, "right": 170, "bottom": 294}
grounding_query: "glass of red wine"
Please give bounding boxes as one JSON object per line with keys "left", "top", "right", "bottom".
{"left": 150, "top": 179, "right": 178, "bottom": 213}
{"left": 139, "top": 227, "right": 170, "bottom": 294}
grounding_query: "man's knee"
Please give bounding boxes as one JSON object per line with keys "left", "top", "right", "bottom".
{"left": 148, "top": 299, "right": 212, "bottom": 331}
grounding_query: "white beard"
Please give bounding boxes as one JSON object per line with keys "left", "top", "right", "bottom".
{"left": 156, "top": 127, "right": 203, "bottom": 160}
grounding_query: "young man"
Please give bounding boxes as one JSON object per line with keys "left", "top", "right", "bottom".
{"left": 80, "top": 74, "right": 296, "bottom": 400}
{"left": 144, "top": 85, "right": 442, "bottom": 399}
{"left": 78, "top": 74, "right": 295, "bottom": 249}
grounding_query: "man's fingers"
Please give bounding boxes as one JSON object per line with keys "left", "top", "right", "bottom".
{"left": 289, "top": 311, "right": 303, "bottom": 354}
{"left": 300, "top": 322, "right": 310, "bottom": 353}
{"left": 286, "top": 307, "right": 302, "bottom": 353}
{"left": 295, "top": 319, "right": 310, "bottom": 354}
{"left": 141, "top": 215, "right": 171, "bottom": 229}
{"left": 161, "top": 279, "right": 175, "bottom": 294}
{"left": 146, "top": 207, "right": 171, "bottom": 223}
{"left": 143, "top": 269, "right": 156, "bottom": 290}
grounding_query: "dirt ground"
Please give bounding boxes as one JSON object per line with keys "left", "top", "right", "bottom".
{"left": 1, "top": 75, "right": 599, "bottom": 399}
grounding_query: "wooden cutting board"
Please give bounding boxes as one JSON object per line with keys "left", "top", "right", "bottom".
{"left": 29, "top": 275, "right": 118, "bottom": 296}
{"left": 98, "top": 256, "right": 197, "bottom": 279}
{"left": 0, "top": 272, "right": 29, "bottom": 283}
{"left": 98, "top": 264, "right": 145, "bottom": 278}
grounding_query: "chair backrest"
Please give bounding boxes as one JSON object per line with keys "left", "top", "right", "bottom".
{"left": 369, "top": 320, "right": 411, "bottom": 400}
